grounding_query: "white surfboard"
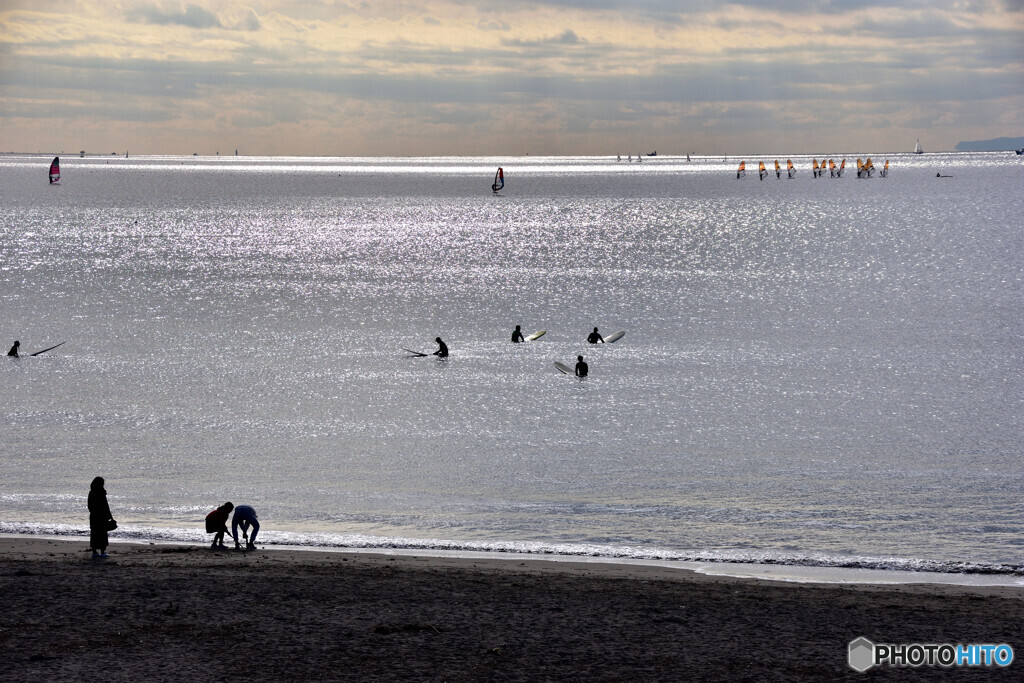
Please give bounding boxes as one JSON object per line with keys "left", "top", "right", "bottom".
{"left": 604, "top": 330, "right": 625, "bottom": 344}
{"left": 553, "top": 361, "right": 572, "bottom": 375}
{"left": 525, "top": 330, "right": 547, "bottom": 341}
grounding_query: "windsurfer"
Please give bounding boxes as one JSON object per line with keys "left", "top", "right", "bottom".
{"left": 433, "top": 337, "right": 449, "bottom": 358}
{"left": 7, "top": 341, "right": 19, "bottom": 357}
{"left": 511, "top": 325, "right": 525, "bottom": 343}
{"left": 587, "top": 327, "right": 605, "bottom": 344}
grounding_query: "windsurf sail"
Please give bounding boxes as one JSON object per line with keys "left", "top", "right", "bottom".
{"left": 787, "top": 159, "right": 796, "bottom": 179}
{"left": 863, "top": 157, "right": 875, "bottom": 177}
{"left": 828, "top": 159, "right": 836, "bottom": 177}
{"left": 491, "top": 167, "right": 504, "bottom": 192}
{"left": 774, "top": 160, "right": 781, "bottom": 179}
{"left": 812, "top": 159, "right": 820, "bottom": 178}
{"left": 758, "top": 161, "right": 767, "bottom": 181}
{"left": 914, "top": 139, "right": 923, "bottom": 154}
{"left": 880, "top": 160, "right": 889, "bottom": 178}
{"left": 837, "top": 159, "right": 846, "bottom": 177}
{"left": 49, "top": 157, "right": 60, "bottom": 184}
{"left": 736, "top": 161, "right": 746, "bottom": 179}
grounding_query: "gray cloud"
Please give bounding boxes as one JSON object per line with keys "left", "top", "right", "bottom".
{"left": 501, "top": 29, "right": 587, "bottom": 47}
{"left": 127, "top": 4, "right": 223, "bottom": 29}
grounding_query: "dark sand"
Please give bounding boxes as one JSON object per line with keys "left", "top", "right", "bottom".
{"left": 1, "top": 537, "right": 1020, "bottom": 681}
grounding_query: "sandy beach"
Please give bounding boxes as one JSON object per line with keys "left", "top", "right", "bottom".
{"left": 1, "top": 537, "right": 1020, "bottom": 681}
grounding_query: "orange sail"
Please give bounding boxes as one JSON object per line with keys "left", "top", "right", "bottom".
{"left": 736, "top": 161, "right": 746, "bottom": 178}
{"left": 774, "top": 160, "right": 781, "bottom": 178}
{"left": 812, "top": 159, "right": 819, "bottom": 177}
{"left": 787, "top": 159, "right": 795, "bottom": 178}
{"left": 758, "top": 161, "right": 767, "bottom": 180}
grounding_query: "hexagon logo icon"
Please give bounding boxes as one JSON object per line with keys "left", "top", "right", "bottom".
{"left": 849, "top": 637, "right": 875, "bottom": 672}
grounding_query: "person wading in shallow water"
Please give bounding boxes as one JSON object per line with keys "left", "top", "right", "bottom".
{"left": 575, "top": 355, "right": 589, "bottom": 377}
{"left": 587, "top": 327, "right": 604, "bottom": 344}
{"left": 433, "top": 337, "right": 449, "bottom": 358}
{"left": 511, "top": 325, "right": 525, "bottom": 343}
{"left": 88, "top": 477, "right": 115, "bottom": 559}
{"left": 7, "top": 341, "right": 19, "bottom": 357}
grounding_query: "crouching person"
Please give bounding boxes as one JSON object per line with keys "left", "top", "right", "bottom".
{"left": 232, "top": 504, "right": 260, "bottom": 551}
{"left": 205, "top": 502, "right": 234, "bottom": 550}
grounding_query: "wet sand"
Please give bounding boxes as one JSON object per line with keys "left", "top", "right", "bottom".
{"left": 1, "top": 537, "right": 1020, "bottom": 681}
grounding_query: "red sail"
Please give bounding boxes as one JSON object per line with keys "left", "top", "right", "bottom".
{"left": 49, "top": 156, "right": 60, "bottom": 184}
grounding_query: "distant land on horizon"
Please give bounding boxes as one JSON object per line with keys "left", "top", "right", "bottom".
{"left": 955, "top": 136, "right": 1024, "bottom": 152}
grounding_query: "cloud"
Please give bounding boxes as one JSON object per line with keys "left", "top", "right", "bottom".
{"left": 502, "top": 29, "right": 588, "bottom": 47}
{"left": 127, "top": 4, "right": 223, "bottom": 29}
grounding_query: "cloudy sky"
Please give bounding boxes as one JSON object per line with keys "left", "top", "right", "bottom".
{"left": 1, "top": 0, "right": 1022, "bottom": 156}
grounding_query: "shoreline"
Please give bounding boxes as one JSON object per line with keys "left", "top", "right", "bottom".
{"left": 2, "top": 530, "right": 1020, "bottom": 587}
{"left": 2, "top": 536, "right": 1021, "bottom": 680}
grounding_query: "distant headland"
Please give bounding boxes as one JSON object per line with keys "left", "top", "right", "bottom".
{"left": 954, "top": 136, "right": 1024, "bottom": 152}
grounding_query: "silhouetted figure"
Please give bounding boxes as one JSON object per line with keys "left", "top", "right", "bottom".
{"left": 511, "top": 325, "right": 525, "bottom": 343}
{"left": 88, "top": 477, "right": 114, "bottom": 559}
{"left": 587, "top": 327, "right": 604, "bottom": 344}
{"left": 231, "top": 505, "right": 260, "bottom": 550}
{"left": 7, "top": 341, "right": 19, "bottom": 357}
{"left": 575, "top": 355, "right": 589, "bottom": 377}
{"left": 433, "top": 337, "right": 449, "bottom": 358}
{"left": 205, "top": 502, "right": 234, "bottom": 549}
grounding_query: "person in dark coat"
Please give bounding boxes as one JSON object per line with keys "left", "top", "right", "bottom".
{"left": 7, "top": 341, "right": 19, "bottom": 357}
{"left": 205, "top": 502, "right": 234, "bottom": 549}
{"left": 88, "top": 477, "right": 114, "bottom": 559}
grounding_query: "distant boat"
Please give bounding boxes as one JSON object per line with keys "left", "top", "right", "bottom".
{"left": 491, "top": 167, "right": 504, "bottom": 193}
{"left": 736, "top": 161, "right": 746, "bottom": 179}
{"left": 1016, "top": 149, "right": 1023, "bottom": 155}
{"left": 48, "top": 156, "right": 60, "bottom": 184}
{"left": 617, "top": 154, "right": 621, "bottom": 162}
{"left": 647, "top": 151, "right": 657, "bottom": 156}
{"left": 787, "top": 159, "right": 796, "bottom": 179}
{"left": 914, "top": 139, "right": 923, "bottom": 154}
{"left": 686, "top": 153, "right": 690, "bottom": 162}
{"left": 628, "top": 154, "right": 632, "bottom": 162}
{"left": 758, "top": 161, "right": 767, "bottom": 181}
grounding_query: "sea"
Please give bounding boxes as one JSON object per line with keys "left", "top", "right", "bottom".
{"left": 2, "top": 152, "right": 1022, "bottom": 582}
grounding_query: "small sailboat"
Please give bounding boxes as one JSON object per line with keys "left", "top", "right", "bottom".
{"left": 774, "top": 160, "right": 781, "bottom": 179}
{"left": 686, "top": 153, "right": 690, "bottom": 162}
{"left": 879, "top": 160, "right": 889, "bottom": 178}
{"left": 491, "top": 167, "right": 504, "bottom": 193}
{"left": 787, "top": 159, "right": 796, "bottom": 179}
{"left": 758, "top": 161, "right": 767, "bottom": 181}
{"left": 914, "top": 139, "right": 923, "bottom": 154}
{"left": 628, "top": 154, "right": 632, "bottom": 162}
{"left": 48, "top": 156, "right": 60, "bottom": 184}
{"left": 736, "top": 161, "right": 746, "bottom": 179}
{"left": 617, "top": 154, "right": 621, "bottom": 162}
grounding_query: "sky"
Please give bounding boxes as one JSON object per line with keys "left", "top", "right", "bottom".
{"left": 1, "top": 0, "right": 1022, "bottom": 156}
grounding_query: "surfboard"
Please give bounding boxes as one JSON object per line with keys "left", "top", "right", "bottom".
{"left": 553, "top": 361, "right": 572, "bottom": 375}
{"left": 402, "top": 348, "right": 428, "bottom": 357}
{"left": 29, "top": 341, "right": 67, "bottom": 357}
{"left": 525, "top": 330, "right": 546, "bottom": 341}
{"left": 604, "top": 330, "right": 625, "bottom": 344}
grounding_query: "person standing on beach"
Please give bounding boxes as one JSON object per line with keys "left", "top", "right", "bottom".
{"left": 433, "top": 337, "right": 448, "bottom": 358}
{"left": 7, "top": 341, "right": 19, "bottom": 357}
{"left": 575, "top": 355, "right": 589, "bottom": 377}
{"left": 88, "top": 477, "right": 114, "bottom": 559}
{"left": 511, "top": 325, "right": 525, "bottom": 343}
{"left": 205, "top": 502, "right": 234, "bottom": 550}
{"left": 231, "top": 505, "right": 260, "bottom": 550}
{"left": 587, "top": 327, "right": 604, "bottom": 344}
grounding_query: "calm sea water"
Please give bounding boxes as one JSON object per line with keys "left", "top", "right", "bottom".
{"left": 1, "top": 153, "right": 1021, "bottom": 574}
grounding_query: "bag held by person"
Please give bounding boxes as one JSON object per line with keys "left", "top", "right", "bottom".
{"left": 107, "top": 519, "right": 118, "bottom": 531}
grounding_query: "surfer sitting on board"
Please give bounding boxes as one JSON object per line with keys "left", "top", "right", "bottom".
{"left": 587, "top": 327, "right": 604, "bottom": 344}
{"left": 7, "top": 341, "right": 19, "bottom": 357}
{"left": 511, "top": 325, "right": 525, "bottom": 343}
{"left": 433, "top": 337, "right": 449, "bottom": 358}
{"left": 575, "top": 355, "right": 588, "bottom": 377}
